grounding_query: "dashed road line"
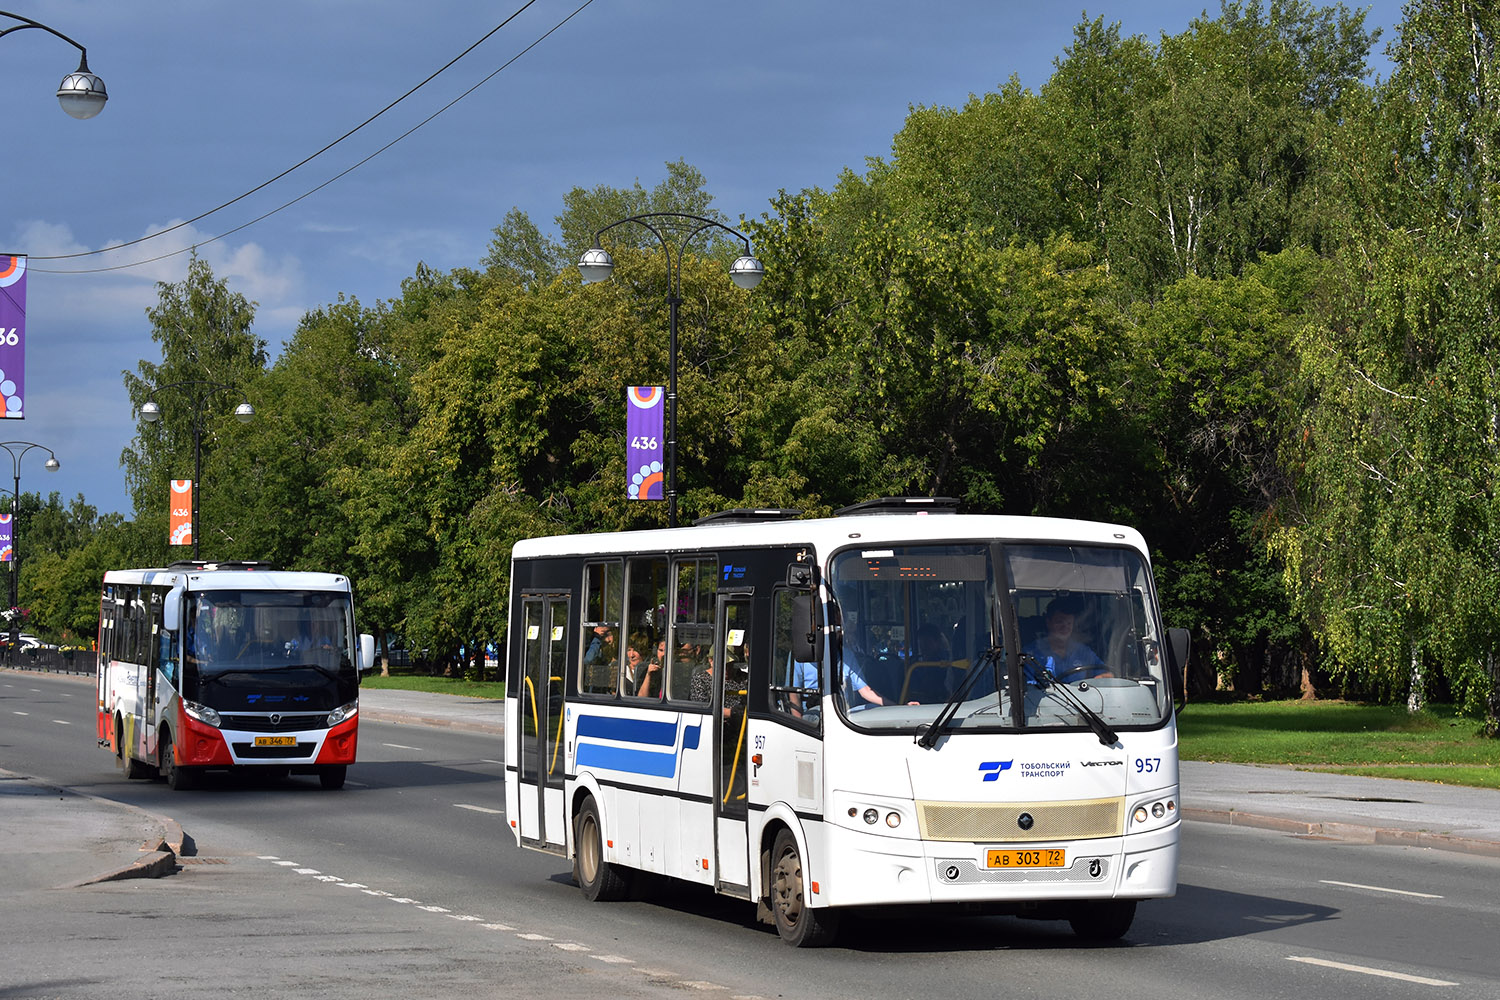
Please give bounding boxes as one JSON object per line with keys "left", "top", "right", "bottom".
{"left": 1288, "top": 956, "right": 1458, "bottom": 986}
{"left": 455, "top": 803, "right": 504, "bottom": 815}
{"left": 1319, "top": 879, "right": 1443, "bottom": 899}
{"left": 382, "top": 742, "right": 423, "bottom": 751}
{"left": 259, "top": 856, "right": 746, "bottom": 994}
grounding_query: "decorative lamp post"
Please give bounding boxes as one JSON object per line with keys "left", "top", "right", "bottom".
{"left": 577, "top": 213, "right": 765, "bottom": 527}
{"left": 138, "top": 381, "right": 255, "bottom": 560}
{"left": 0, "top": 11, "right": 108, "bottom": 119}
{"left": 0, "top": 441, "right": 59, "bottom": 659}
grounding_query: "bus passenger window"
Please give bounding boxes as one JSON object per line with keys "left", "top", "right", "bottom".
{"left": 580, "top": 562, "right": 622, "bottom": 695}
{"left": 624, "top": 556, "right": 669, "bottom": 698}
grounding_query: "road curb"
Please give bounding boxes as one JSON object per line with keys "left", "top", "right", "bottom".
{"left": 1184, "top": 806, "right": 1500, "bottom": 858}
{"left": 0, "top": 766, "right": 184, "bottom": 885}
{"left": 360, "top": 708, "right": 503, "bottom": 737}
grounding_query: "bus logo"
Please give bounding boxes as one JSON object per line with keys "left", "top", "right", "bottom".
{"left": 978, "top": 760, "right": 1013, "bottom": 781}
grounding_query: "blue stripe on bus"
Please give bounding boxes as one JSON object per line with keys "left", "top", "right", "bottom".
{"left": 574, "top": 715, "right": 704, "bottom": 778}
{"left": 576, "top": 743, "right": 680, "bottom": 777}
{"left": 577, "top": 715, "right": 678, "bottom": 746}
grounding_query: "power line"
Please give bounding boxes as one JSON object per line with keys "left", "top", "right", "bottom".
{"left": 31, "top": 0, "right": 591, "bottom": 273}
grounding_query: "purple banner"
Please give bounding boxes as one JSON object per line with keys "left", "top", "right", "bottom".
{"left": 626, "top": 386, "right": 665, "bottom": 501}
{"left": 0, "top": 255, "right": 24, "bottom": 419}
{"left": 0, "top": 512, "right": 11, "bottom": 563}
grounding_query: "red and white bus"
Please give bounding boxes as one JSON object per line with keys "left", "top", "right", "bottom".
{"left": 97, "top": 561, "right": 375, "bottom": 790}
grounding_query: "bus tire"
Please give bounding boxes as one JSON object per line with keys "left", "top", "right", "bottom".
{"left": 769, "top": 829, "right": 840, "bottom": 947}
{"left": 319, "top": 766, "right": 347, "bottom": 790}
{"left": 116, "top": 717, "right": 152, "bottom": 780}
{"left": 1068, "top": 899, "right": 1136, "bottom": 941}
{"left": 573, "top": 796, "right": 631, "bottom": 901}
{"left": 159, "top": 730, "right": 196, "bottom": 791}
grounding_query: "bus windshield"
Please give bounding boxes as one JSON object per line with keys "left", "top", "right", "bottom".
{"left": 186, "top": 590, "right": 356, "bottom": 678}
{"left": 829, "top": 541, "right": 1170, "bottom": 734}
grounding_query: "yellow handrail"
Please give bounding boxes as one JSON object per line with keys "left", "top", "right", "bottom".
{"left": 722, "top": 688, "right": 748, "bottom": 805}
{"left": 548, "top": 674, "right": 564, "bottom": 775}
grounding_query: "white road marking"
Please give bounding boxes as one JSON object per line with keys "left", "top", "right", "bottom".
{"left": 517, "top": 933, "right": 553, "bottom": 941}
{"left": 481, "top": 923, "right": 515, "bottom": 931}
{"left": 416, "top": 905, "right": 450, "bottom": 913}
{"left": 553, "top": 942, "right": 590, "bottom": 952}
{"left": 52, "top": 719, "right": 70, "bottom": 725}
{"left": 12, "top": 711, "right": 27, "bottom": 716}
{"left": 382, "top": 742, "right": 422, "bottom": 751}
{"left": 1320, "top": 879, "right": 1443, "bottom": 899}
{"left": 1288, "top": 956, "right": 1458, "bottom": 986}
{"left": 592, "top": 955, "right": 635, "bottom": 964}
{"left": 455, "top": 803, "right": 504, "bottom": 815}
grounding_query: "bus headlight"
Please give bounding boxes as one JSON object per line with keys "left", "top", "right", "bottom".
{"left": 1131, "top": 795, "right": 1176, "bottom": 832}
{"left": 183, "top": 700, "right": 221, "bottom": 728}
{"left": 327, "top": 701, "right": 358, "bottom": 728}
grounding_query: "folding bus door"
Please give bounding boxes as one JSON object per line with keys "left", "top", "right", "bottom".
{"left": 713, "top": 593, "right": 753, "bottom": 894}
{"left": 517, "top": 595, "right": 569, "bottom": 852}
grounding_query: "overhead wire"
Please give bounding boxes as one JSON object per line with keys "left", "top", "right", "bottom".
{"left": 31, "top": 0, "right": 594, "bottom": 274}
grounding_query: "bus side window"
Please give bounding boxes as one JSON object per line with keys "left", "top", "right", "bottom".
{"left": 580, "top": 561, "right": 622, "bottom": 696}
{"left": 669, "top": 557, "right": 717, "bottom": 702}
{"left": 771, "top": 590, "right": 820, "bottom": 722}
{"left": 625, "top": 556, "right": 669, "bottom": 698}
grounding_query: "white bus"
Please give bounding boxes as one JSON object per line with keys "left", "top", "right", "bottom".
{"left": 97, "top": 561, "right": 376, "bottom": 790}
{"left": 504, "top": 498, "right": 1190, "bottom": 946}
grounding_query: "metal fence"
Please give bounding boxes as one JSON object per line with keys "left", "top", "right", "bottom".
{"left": 5, "top": 647, "right": 96, "bottom": 676}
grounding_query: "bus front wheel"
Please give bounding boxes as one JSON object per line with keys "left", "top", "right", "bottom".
{"left": 769, "top": 829, "right": 840, "bottom": 947}
{"left": 319, "top": 766, "right": 347, "bottom": 790}
{"left": 1068, "top": 899, "right": 1136, "bottom": 941}
{"left": 573, "top": 796, "right": 630, "bottom": 901}
{"left": 159, "top": 730, "right": 196, "bottom": 791}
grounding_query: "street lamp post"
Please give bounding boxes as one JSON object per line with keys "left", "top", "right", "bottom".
{"left": 138, "top": 381, "right": 255, "bottom": 560}
{"left": 0, "top": 10, "right": 108, "bottom": 119}
{"left": 0, "top": 441, "right": 59, "bottom": 658}
{"left": 577, "top": 213, "right": 765, "bottom": 527}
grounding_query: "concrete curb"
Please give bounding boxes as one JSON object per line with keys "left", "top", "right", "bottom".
{"left": 1184, "top": 806, "right": 1500, "bottom": 858}
{"left": 0, "top": 766, "right": 184, "bottom": 886}
{"left": 359, "top": 707, "right": 503, "bottom": 738}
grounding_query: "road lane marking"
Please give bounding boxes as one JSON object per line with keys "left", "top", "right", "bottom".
{"left": 1320, "top": 879, "right": 1443, "bottom": 899}
{"left": 382, "top": 742, "right": 423, "bottom": 750}
{"left": 455, "top": 803, "right": 504, "bottom": 815}
{"left": 553, "top": 942, "right": 590, "bottom": 952}
{"left": 52, "top": 719, "right": 70, "bottom": 725}
{"left": 1287, "top": 956, "right": 1458, "bottom": 986}
{"left": 12, "top": 711, "right": 27, "bottom": 716}
{"left": 592, "top": 955, "right": 635, "bottom": 964}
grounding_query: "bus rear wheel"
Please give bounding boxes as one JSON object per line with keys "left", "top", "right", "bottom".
{"left": 1068, "top": 899, "right": 1136, "bottom": 941}
{"left": 159, "top": 730, "right": 196, "bottom": 791}
{"left": 769, "top": 829, "right": 839, "bottom": 947}
{"left": 573, "top": 796, "right": 631, "bottom": 901}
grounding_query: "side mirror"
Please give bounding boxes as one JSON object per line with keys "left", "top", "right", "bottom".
{"left": 1165, "top": 627, "right": 1191, "bottom": 709}
{"left": 790, "top": 595, "right": 819, "bottom": 664}
{"left": 358, "top": 633, "right": 376, "bottom": 672}
{"left": 162, "top": 587, "right": 183, "bottom": 632}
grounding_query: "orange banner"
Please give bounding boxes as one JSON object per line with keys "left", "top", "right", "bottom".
{"left": 169, "top": 480, "right": 192, "bottom": 546}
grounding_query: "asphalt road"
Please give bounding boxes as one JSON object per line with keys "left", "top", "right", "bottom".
{"left": 5, "top": 672, "right": 1500, "bottom": 999}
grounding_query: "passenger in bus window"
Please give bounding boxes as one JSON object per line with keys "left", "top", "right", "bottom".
{"left": 1024, "top": 594, "right": 1111, "bottom": 683}
{"left": 624, "top": 632, "right": 650, "bottom": 689}
{"left": 636, "top": 638, "right": 666, "bottom": 698}
{"left": 582, "top": 625, "right": 618, "bottom": 693}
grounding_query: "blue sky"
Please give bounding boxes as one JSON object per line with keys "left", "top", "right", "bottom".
{"left": 7, "top": 1, "right": 1404, "bottom": 517}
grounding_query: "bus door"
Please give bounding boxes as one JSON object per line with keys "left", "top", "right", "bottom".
{"left": 713, "top": 592, "right": 753, "bottom": 894}
{"left": 517, "top": 594, "right": 570, "bottom": 852}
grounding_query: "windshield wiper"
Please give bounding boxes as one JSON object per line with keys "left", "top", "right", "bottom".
{"left": 1025, "top": 655, "right": 1118, "bottom": 746}
{"left": 202, "top": 663, "right": 343, "bottom": 683}
{"left": 915, "top": 645, "right": 1004, "bottom": 750}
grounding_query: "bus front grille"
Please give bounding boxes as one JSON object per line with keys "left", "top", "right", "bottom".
{"left": 916, "top": 797, "right": 1124, "bottom": 842}
{"left": 220, "top": 713, "right": 329, "bottom": 732}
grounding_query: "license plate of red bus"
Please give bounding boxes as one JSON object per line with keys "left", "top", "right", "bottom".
{"left": 986, "top": 848, "right": 1066, "bottom": 869}
{"left": 254, "top": 736, "right": 298, "bottom": 747}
